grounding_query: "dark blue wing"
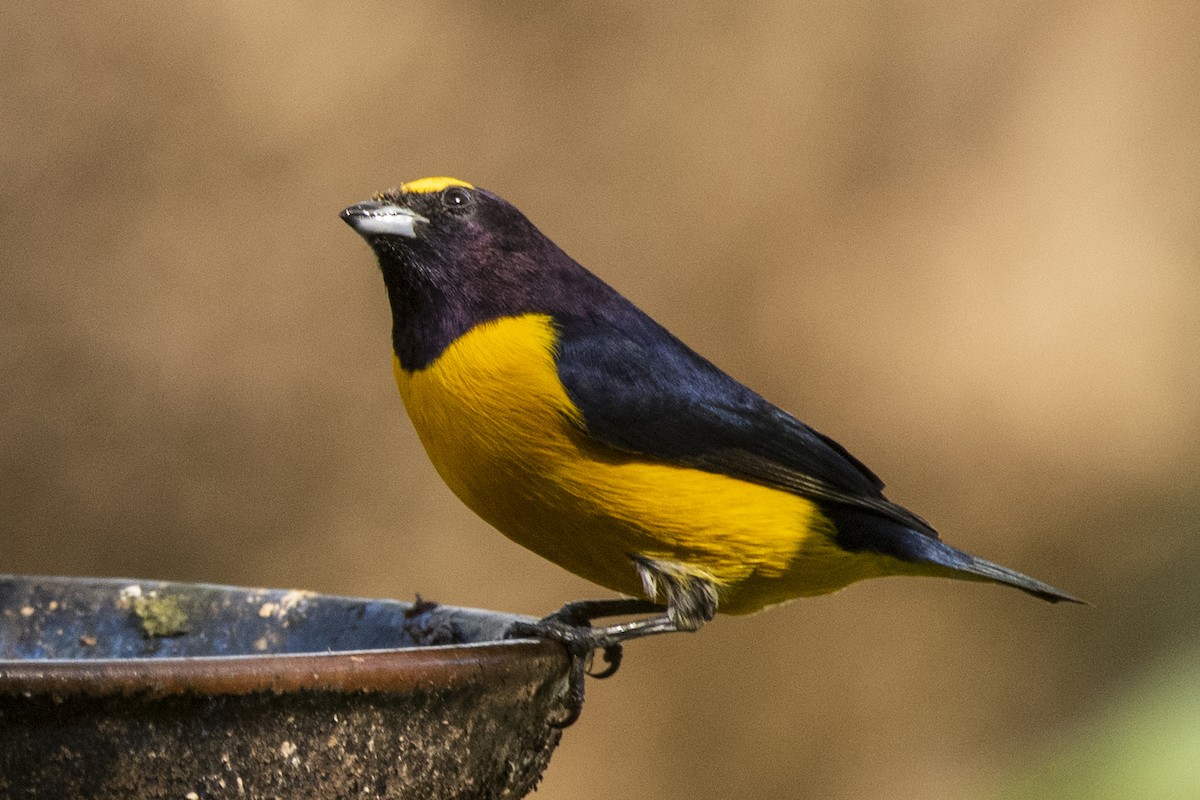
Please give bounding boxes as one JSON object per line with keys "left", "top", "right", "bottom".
{"left": 552, "top": 308, "right": 938, "bottom": 536}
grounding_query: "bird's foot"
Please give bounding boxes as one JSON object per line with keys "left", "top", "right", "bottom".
{"left": 507, "top": 578, "right": 716, "bottom": 728}
{"left": 505, "top": 597, "right": 665, "bottom": 728}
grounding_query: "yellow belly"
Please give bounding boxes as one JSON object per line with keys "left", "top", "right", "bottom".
{"left": 393, "top": 313, "right": 900, "bottom": 614}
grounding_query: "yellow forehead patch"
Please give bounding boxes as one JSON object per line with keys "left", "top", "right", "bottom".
{"left": 400, "top": 176, "right": 475, "bottom": 194}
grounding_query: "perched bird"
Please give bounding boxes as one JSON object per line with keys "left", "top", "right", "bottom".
{"left": 341, "top": 177, "right": 1080, "bottom": 721}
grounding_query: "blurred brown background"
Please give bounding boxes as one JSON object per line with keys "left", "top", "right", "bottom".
{"left": 3, "top": 2, "right": 1198, "bottom": 798}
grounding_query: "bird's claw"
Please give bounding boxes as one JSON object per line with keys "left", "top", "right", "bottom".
{"left": 589, "top": 643, "right": 623, "bottom": 679}
{"left": 505, "top": 617, "right": 624, "bottom": 728}
{"left": 505, "top": 597, "right": 669, "bottom": 727}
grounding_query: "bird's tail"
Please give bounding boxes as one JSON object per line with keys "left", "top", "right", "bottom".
{"left": 832, "top": 507, "right": 1084, "bottom": 604}
{"left": 922, "top": 538, "right": 1084, "bottom": 604}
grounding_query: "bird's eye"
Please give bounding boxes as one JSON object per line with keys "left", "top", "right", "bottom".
{"left": 441, "top": 186, "right": 473, "bottom": 211}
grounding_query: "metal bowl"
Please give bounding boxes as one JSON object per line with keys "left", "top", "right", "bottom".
{"left": 0, "top": 575, "right": 569, "bottom": 799}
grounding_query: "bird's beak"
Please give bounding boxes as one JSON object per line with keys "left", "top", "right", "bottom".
{"left": 340, "top": 201, "right": 429, "bottom": 239}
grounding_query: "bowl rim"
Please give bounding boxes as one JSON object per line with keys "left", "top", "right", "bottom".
{"left": 0, "top": 574, "right": 567, "bottom": 699}
{"left": 0, "top": 640, "right": 567, "bottom": 698}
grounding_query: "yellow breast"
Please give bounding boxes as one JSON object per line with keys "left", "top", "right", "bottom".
{"left": 393, "top": 313, "right": 888, "bottom": 613}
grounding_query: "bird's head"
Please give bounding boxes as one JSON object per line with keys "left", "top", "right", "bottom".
{"left": 341, "top": 176, "right": 603, "bottom": 369}
{"left": 340, "top": 176, "right": 551, "bottom": 294}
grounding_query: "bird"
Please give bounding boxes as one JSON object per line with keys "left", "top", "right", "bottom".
{"left": 341, "top": 176, "right": 1081, "bottom": 723}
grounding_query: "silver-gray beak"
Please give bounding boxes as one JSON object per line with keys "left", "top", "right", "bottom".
{"left": 340, "top": 200, "right": 429, "bottom": 239}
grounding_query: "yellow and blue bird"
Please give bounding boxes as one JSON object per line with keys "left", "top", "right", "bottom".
{"left": 341, "top": 177, "right": 1079, "bottom": 721}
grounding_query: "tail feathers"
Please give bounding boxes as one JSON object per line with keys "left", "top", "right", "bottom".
{"left": 930, "top": 540, "right": 1085, "bottom": 604}
{"left": 832, "top": 508, "right": 1084, "bottom": 604}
